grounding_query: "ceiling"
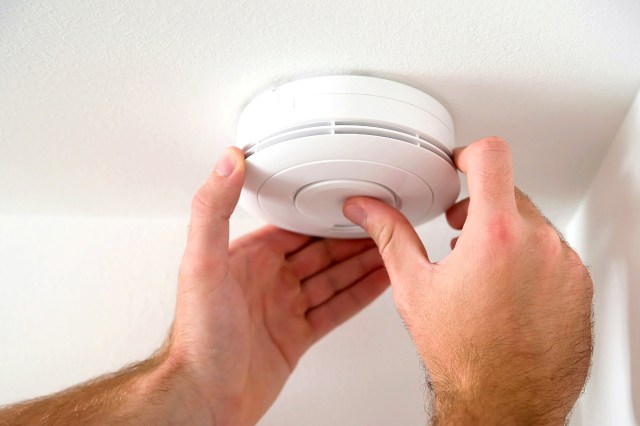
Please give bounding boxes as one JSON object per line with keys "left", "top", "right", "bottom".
{"left": 1, "top": 0, "right": 640, "bottom": 228}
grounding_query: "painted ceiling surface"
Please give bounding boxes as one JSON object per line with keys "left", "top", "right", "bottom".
{"left": 2, "top": 0, "right": 640, "bottom": 227}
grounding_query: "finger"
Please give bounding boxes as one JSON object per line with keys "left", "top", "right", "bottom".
{"left": 287, "top": 238, "right": 376, "bottom": 281}
{"left": 302, "top": 247, "right": 384, "bottom": 308}
{"left": 183, "top": 147, "right": 245, "bottom": 272}
{"left": 343, "top": 197, "right": 430, "bottom": 281}
{"left": 306, "top": 268, "right": 390, "bottom": 341}
{"left": 446, "top": 197, "right": 470, "bottom": 230}
{"left": 270, "top": 228, "right": 314, "bottom": 254}
{"left": 453, "top": 137, "right": 517, "bottom": 217}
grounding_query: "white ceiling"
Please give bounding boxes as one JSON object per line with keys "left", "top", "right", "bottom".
{"left": 1, "top": 0, "right": 640, "bottom": 228}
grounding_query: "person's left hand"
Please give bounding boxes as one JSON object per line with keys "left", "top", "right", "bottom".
{"left": 167, "top": 147, "right": 389, "bottom": 425}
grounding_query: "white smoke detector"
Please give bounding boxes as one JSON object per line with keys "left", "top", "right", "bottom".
{"left": 236, "top": 75, "right": 460, "bottom": 238}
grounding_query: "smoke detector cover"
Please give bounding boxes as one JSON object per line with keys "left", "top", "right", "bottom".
{"left": 236, "top": 75, "right": 460, "bottom": 238}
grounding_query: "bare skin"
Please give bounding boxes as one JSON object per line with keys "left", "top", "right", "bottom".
{"left": 0, "top": 147, "right": 389, "bottom": 425}
{"left": 344, "top": 137, "right": 594, "bottom": 424}
{"left": 0, "top": 138, "right": 593, "bottom": 425}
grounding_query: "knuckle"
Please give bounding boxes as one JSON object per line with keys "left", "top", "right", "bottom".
{"left": 485, "top": 212, "right": 520, "bottom": 249}
{"left": 469, "top": 138, "right": 514, "bottom": 197}
{"left": 191, "top": 191, "right": 231, "bottom": 221}
{"left": 526, "top": 225, "right": 564, "bottom": 270}
{"left": 565, "top": 247, "right": 585, "bottom": 270}
{"left": 374, "top": 222, "right": 396, "bottom": 261}
{"left": 565, "top": 248, "right": 593, "bottom": 289}
{"left": 532, "top": 225, "right": 563, "bottom": 252}
{"left": 474, "top": 136, "right": 510, "bottom": 155}
{"left": 191, "top": 192, "right": 212, "bottom": 218}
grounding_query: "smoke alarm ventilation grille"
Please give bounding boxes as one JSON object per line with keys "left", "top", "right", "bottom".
{"left": 243, "top": 120, "right": 452, "bottom": 164}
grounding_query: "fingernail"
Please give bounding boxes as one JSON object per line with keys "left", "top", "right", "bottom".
{"left": 344, "top": 202, "right": 367, "bottom": 227}
{"left": 214, "top": 148, "right": 236, "bottom": 177}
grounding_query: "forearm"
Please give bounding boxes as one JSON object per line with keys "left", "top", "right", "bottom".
{"left": 433, "top": 402, "right": 565, "bottom": 426}
{"left": 430, "top": 383, "right": 568, "bottom": 426}
{"left": 0, "top": 346, "right": 213, "bottom": 426}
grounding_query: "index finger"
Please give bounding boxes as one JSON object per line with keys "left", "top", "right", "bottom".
{"left": 453, "top": 137, "right": 517, "bottom": 217}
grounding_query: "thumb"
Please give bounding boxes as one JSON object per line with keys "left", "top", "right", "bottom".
{"left": 343, "top": 197, "right": 431, "bottom": 280}
{"left": 184, "top": 147, "right": 245, "bottom": 272}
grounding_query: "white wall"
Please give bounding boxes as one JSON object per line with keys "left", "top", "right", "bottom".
{"left": 0, "top": 211, "right": 457, "bottom": 425}
{"left": 567, "top": 90, "right": 640, "bottom": 425}
{"left": 0, "top": 217, "right": 186, "bottom": 402}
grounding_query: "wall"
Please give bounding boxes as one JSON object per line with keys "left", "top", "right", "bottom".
{"left": 567, "top": 90, "right": 640, "bottom": 425}
{"left": 0, "top": 217, "right": 186, "bottom": 402}
{"left": 0, "top": 211, "right": 457, "bottom": 425}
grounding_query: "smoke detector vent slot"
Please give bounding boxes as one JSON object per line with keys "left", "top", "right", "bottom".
{"left": 244, "top": 120, "right": 452, "bottom": 164}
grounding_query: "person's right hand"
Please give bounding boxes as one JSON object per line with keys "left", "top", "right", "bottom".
{"left": 343, "top": 137, "right": 594, "bottom": 424}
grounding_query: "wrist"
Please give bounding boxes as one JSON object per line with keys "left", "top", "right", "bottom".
{"left": 135, "top": 348, "right": 218, "bottom": 425}
{"left": 423, "top": 351, "right": 570, "bottom": 426}
{"left": 431, "top": 384, "right": 566, "bottom": 426}
{"left": 138, "top": 345, "right": 248, "bottom": 426}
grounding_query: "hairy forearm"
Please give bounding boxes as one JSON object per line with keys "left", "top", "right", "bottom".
{"left": 423, "top": 361, "right": 567, "bottom": 426}
{"left": 0, "top": 346, "right": 212, "bottom": 426}
{"left": 430, "top": 384, "right": 568, "bottom": 426}
{"left": 432, "top": 399, "right": 566, "bottom": 426}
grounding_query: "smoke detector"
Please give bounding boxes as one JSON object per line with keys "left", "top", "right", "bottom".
{"left": 236, "top": 75, "right": 460, "bottom": 238}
